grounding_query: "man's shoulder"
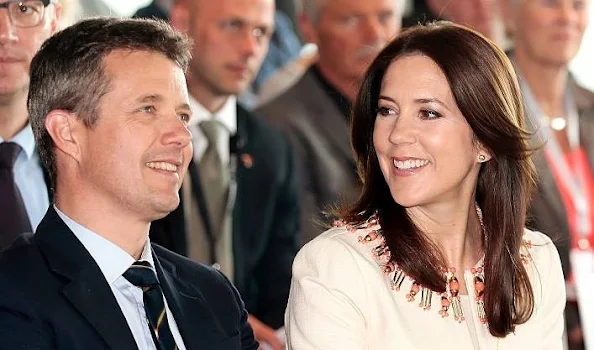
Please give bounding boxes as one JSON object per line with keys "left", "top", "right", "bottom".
{"left": 237, "top": 104, "right": 289, "bottom": 151}
{"left": 257, "top": 71, "right": 324, "bottom": 117}
{"left": 0, "top": 233, "right": 44, "bottom": 273}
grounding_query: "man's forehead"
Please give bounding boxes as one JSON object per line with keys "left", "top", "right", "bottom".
{"left": 192, "top": 0, "right": 274, "bottom": 17}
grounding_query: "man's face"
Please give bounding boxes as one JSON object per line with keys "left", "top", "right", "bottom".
{"left": 173, "top": 0, "right": 275, "bottom": 98}
{"left": 304, "top": 0, "right": 401, "bottom": 87}
{"left": 76, "top": 50, "right": 193, "bottom": 222}
{"left": 427, "top": 0, "right": 498, "bottom": 40}
{"left": 0, "top": 0, "right": 60, "bottom": 98}
{"left": 506, "top": 0, "right": 589, "bottom": 66}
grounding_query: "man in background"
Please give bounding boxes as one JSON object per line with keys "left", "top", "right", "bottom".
{"left": 0, "top": 0, "right": 60, "bottom": 248}
{"left": 151, "top": 1, "right": 300, "bottom": 348}
{"left": 257, "top": 0, "right": 403, "bottom": 244}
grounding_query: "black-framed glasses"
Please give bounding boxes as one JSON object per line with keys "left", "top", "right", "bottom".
{"left": 0, "top": 0, "right": 51, "bottom": 28}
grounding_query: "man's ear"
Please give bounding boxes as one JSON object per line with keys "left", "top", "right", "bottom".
{"left": 500, "top": 0, "right": 517, "bottom": 37}
{"left": 44, "top": 110, "right": 83, "bottom": 162}
{"left": 49, "top": 0, "right": 63, "bottom": 34}
{"left": 297, "top": 12, "right": 320, "bottom": 45}
{"left": 170, "top": 2, "right": 190, "bottom": 34}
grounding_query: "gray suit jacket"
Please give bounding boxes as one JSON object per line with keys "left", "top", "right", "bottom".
{"left": 527, "top": 79, "right": 594, "bottom": 279}
{"left": 257, "top": 71, "right": 361, "bottom": 245}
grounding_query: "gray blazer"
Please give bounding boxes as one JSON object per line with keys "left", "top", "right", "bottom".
{"left": 257, "top": 71, "right": 361, "bottom": 245}
{"left": 527, "top": 79, "right": 594, "bottom": 279}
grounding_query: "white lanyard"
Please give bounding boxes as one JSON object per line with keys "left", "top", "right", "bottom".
{"left": 520, "top": 78, "right": 592, "bottom": 239}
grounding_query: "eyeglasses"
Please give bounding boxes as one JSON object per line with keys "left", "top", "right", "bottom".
{"left": 0, "top": 0, "right": 51, "bottom": 28}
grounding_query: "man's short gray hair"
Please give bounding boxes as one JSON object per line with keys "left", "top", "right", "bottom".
{"left": 296, "top": 0, "right": 404, "bottom": 25}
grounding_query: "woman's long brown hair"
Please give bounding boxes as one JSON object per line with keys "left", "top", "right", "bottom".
{"left": 341, "top": 22, "right": 537, "bottom": 337}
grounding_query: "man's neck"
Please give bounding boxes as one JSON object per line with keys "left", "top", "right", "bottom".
{"left": 187, "top": 77, "right": 231, "bottom": 113}
{"left": 0, "top": 92, "right": 29, "bottom": 140}
{"left": 514, "top": 48, "right": 568, "bottom": 118}
{"left": 315, "top": 63, "right": 360, "bottom": 104}
{"left": 55, "top": 189, "right": 149, "bottom": 260}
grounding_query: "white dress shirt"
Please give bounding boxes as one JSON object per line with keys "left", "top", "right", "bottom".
{"left": 188, "top": 95, "right": 237, "bottom": 166}
{"left": 55, "top": 206, "right": 187, "bottom": 350}
{"left": 0, "top": 124, "right": 50, "bottom": 230}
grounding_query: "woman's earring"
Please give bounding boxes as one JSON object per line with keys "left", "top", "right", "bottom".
{"left": 478, "top": 154, "right": 486, "bottom": 162}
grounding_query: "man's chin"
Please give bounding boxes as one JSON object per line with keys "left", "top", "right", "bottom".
{"left": 149, "top": 198, "right": 181, "bottom": 221}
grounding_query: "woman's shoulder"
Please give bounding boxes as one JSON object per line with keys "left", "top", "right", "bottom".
{"left": 521, "top": 228, "right": 558, "bottom": 260}
{"left": 521, "top": 228, "right": 563, "bottom": 280}
{"left": 295, "top": 216, "right": 385, "bottom": 268}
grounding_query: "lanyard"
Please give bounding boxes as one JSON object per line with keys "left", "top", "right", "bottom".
{"left": 520, "top": 78, "right": 592, "bottom": 240}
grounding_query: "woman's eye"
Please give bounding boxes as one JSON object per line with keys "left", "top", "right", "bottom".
{"left": 420, "top": 109, "right": 441, "bottom": 120}
{"left": 377, "top": 106, "right": 396, "bottom": 117}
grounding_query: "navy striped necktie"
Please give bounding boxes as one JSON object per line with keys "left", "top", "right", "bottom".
{"left": 123, "top": 261, "right": 178, "bottom": 350}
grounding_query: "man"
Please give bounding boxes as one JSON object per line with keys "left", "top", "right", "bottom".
{"left": 501, "top": 0, "right": 593, "bottom": 349}
{"left": 0, "top": 0, "right": 60, "bottom": 247}
{"left": 404, "top": 0, "right": 507, "bottom": 46}
{"left": 0, "top": 17, "right": 258, "bottom": 349}
{"left": 257, "top": 0, "right": 402, "bottom": 244}
{"left": 151, "top": 0, "right": 300, "bottom": 348}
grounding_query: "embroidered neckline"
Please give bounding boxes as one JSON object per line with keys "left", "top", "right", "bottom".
{"left": 333, "top": 212, "right": 534, "bottom": 325}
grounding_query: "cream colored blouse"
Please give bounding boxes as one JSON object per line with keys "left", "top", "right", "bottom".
{"left": 285, "top": 220, "right": 565, "bottom": 350}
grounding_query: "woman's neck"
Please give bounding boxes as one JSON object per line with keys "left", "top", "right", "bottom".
{"left": 514, "top": 49, "right": 568, "bottom": 118}
{"left": 406, "top": 201, "right": 484, "bottom": 274}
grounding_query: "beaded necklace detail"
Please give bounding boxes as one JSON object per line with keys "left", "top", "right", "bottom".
{"left": 333, "top": 208, "right": 534, "bottom": 325}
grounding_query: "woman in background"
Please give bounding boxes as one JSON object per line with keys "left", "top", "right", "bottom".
{"left": 285, "top": 22, "right": 565, "bottom": 349}
{"left": 502, "top": 1, "right": 594, "bottom": 348}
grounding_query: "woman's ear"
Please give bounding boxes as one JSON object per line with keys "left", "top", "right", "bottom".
{"left": 477, "top": 143, "right": 493, "bottom": 163}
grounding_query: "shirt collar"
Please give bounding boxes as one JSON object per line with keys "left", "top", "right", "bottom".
{"left": 0, "top": 124, "right": 36, "bottom": 160}
{"left": 54, "top": 205, "right": 155, "bottom": 284}
{"left": 310, "top": 65, "right": 352, "bottom": 119}
{"left": 188, "top": 95, "right": 237, "bottom": 135}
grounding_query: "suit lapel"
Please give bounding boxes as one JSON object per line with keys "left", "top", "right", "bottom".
{"left": 232, "top": 106, "right": 251, "bottom": 289}
{"left": 573, "top": 80, "right": 594, "bottom": 170}
{"left": 533, "top": 149, "right": 567, "bottom": 226}
{"left": 154, "top": 249, "right": 230, "bottom": 348}
{"left": 532, "top": 81, "right": 594, "bottom": 231}
{"left": 36, "top": 208, "right": 137, "bottom": 350}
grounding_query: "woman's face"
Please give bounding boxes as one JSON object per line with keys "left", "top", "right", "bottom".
{"left": 508, "top": 0, "right": 589, "bottom": 66}
{"left": 373, "top": 54, "right": 489, "bottom": 210}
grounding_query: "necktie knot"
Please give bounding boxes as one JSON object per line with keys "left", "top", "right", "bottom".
{"left": 123, "top": 261, "right": 160, "bottom": 290}
{"left": 0, "top": 142, "right": 22, "bottom": 169}
{"left": 200, "top": 119, "right": 221, "bottom": 146}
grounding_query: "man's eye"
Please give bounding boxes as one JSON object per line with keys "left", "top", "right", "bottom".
{"left": 141, "top": 106, "right": 155, "bottom": 114}
{"left": 179, "top": 113, "right": 190, "bottom": 123}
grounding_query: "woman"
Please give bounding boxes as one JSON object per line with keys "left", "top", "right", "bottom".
{"left": 502, "top": 1, "right": 594, "bottom": 348}
{"left": 285, "top": 22, "right": 565, "bottom": 349}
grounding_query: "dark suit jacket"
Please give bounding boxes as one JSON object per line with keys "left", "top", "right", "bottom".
{"left": 150, "top": 104, "right": 300, "bottom": 329}
{"left": 133, "top": 1, "right": 168, "bottom": 21}
{"left": 257, "top": 70, "right": 361, "bottom": 245}
{"left": 0, "top": 207, "right": 258, "bottom": 350}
